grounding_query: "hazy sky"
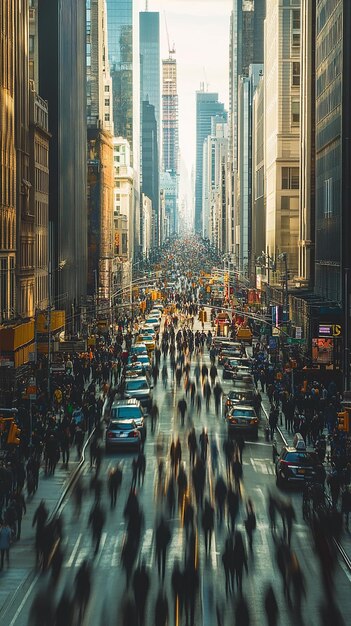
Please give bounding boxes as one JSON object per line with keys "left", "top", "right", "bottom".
{"left": 141, "top": 0, "right": 232, "bottom": 179}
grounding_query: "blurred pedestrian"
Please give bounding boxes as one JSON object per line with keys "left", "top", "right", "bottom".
{"left": 264, "top": 585, "right": 279, "bottom": 626}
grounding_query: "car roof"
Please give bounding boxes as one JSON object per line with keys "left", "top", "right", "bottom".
{"left": 230, "top": 404, "right": 255, "bottom": 411}
{"left": 109, "top": 419, "right": 137, "bottom": 427}
{"left": 112, "top": 398, "right": 141, "bottom": 407}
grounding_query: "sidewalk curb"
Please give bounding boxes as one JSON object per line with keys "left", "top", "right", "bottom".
{"left": 0, "top": 427, "right": 95, "bottom": 624}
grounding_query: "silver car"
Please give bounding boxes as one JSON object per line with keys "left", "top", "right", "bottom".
{"left": 110, "top": 398, "right": 146, "bottom": 440}
{"left": 105, "top": 419, "right": 141, "bottom": 451}
{"left": 124, "top": 376, "right": 153, "bottom": 411}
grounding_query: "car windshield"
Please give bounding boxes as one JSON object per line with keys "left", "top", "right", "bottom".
{"left": 232, "top": 409, "right": 255, "bottom": 418}
{"left": 112, "top": 407, "right": 141, "bottom": 419}
{"left": 285, "top": 451, "right": 318, "bottom": 465}
{"left": 230, "top": 391, "right": 254, "bottom": 401}
{"left": 110, "top": 421, "right": 133, "bottom": 430}
{"left": 126, "top": 380, "right": 149, "bottom": 391}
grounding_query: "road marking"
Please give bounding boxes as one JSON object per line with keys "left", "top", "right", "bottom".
{"left": 111, "top": 534, "right": 122, "bottom": 567}
{"left": 94, "top": 532, "right": 108, "bottom": 566}
{"left": 66, "top": 533, "right": 82, "bottom": 567}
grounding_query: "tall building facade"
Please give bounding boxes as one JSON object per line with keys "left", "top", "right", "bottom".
{"left": 106, "top": 0, "right": 139, "bottom": 163}
{"left": 314, "top": 0, "right": 350, "bottom": 305}
{"left": 298, "top": 0, "right": 315, "bottom": 286}
{"left": 0, "top": 1, "right": 17, "bottom": 320}
{"left": 251, "top": 72, "right": 265, "bottom": 275}
{"left": 230, "top": 0, "right": 266, "bottom": 170}
{"left": 142, "top": 100, "right": 159, "bottom": 247}
{"left": 106, "top": 0, "right": 140, "bottom": 262}
{"left": 86, "top": 0, "right": 114, "bottom": 317}
{"left": 140, "top": 11, "right": 160, "bottom": 141}
{"left": 202, "top": 120, "right": 229, "bottom": 253}
{"left": 162, "top": 57, "right": 179, "bottom": 174}
{"left": 236, "top": 64, "right": 263, "bottom": 275}
{"left": 87, "top": 0, "right": 114, "bottom": 134}
{"left": 264, "top": 0, "right": 301, "bottom": 281}
{"left": 29, "top": 0, "right": 50, "bottom": 312}
{"left": 162, "top": 56, "right": 179, "bottom": 236}
{"left": 38, "top": 0, "right": 87, "bottom": 313}
{"left": 15, "top": 0, "right": 34, "bottom": 318}
{"left": 195, "top": 90, "right": 226, "bottom": 235}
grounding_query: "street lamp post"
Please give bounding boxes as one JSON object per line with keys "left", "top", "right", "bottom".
{"left": 278, "top": 252, "right": 289, "bottom": 323}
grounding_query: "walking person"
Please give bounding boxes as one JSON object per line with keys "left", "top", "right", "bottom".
{"left": 0, "top": 519, "right": 12, "bottom": 570}
{"left": 155, "top": 516, "right": 172, "bottom": 581}
{"left": 88, "top": 501, "right": 106, "bottom": 556}
{"left": 108, "top": 465, "right": 122, "bottom": 509}
{"left": 178, "top": 397, "right": 187, "bottom": 426}
{"left": 244, "top": 499, "right": 256, "bottom": 553}
{"left": 202, "top": 499, "right": 215, "bottom": 555}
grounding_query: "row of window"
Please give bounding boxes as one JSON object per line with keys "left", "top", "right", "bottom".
{"left": 0, "top": 214, "right": 15, "bottom": 251}
{"left": 34, "top": 141, "right": 48, "bottom": 168}
{"left": 316, "top": 10, "right": 342, "bottom": 67}
{"left": 35, "top": 167, "right": 49, "bottom": 194}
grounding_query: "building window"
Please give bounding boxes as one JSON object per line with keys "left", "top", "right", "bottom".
{"left": 29, "top": 35, "right": 35, "bottom": 53}
{"left": 104, "top": 99, "right": 110, "bottom": 107}
{"left": 292, "top": 32, "right": 300, "bottom": 48}
{"left": 282, "top": 167, "right": 299, "bottom": 190}
{"left": 105, "top": 85, "right": 109, "bottom": 92}
{"left": 104, "top": 114, "right": 110, "bottom": 121}
{"left": 292, "top": 62, "right": 300, "bottom": 86}
{"left": 291, "top": 100, "right": 300, "bottom": 125}
{"left": 292, "top": 9, "right": 300, "bottom": 31}
{"left": 324, "top": 178, "right": 333, "bottom": 218}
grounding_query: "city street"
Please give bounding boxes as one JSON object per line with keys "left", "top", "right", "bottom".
{"left": 1, "top": 316, "right": 350, "bottom": 626}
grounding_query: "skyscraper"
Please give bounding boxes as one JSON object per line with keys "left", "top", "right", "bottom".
{"left": 264, "top": 0, "right": 301, "bottom": 280}
{"left": 106, "top": 0, "right": 135, "bottom": 153}
{"left": 38, "top": 0, "right": 87, "bottom": 312}
{"left": 162, "top": 57, "right": 179, "bottom": 174}
{"left": 142, "top": 100, "right": 159, "bottom": 246}
{"left": 195, "top": 90, "right": 226, "bottom": 235}
{"left": 314, "top": 0, "right": 351, "bottom": 306}
{"left": 106, "top": 0, "right": 140, "bottom": 260}
{"left": 229, "top": 0, "right": 265, "bottom": 170}
{"left": 162, "top": 55, "right": 179, "bottom": 236}
{"left": 140, "top": 11, "right": 160, "bottom": 141}
{"left": 0, "top": 1, "right": 17, "bottom": 320}
{"left": 87, "top": 0, "right": 114, "bottom": 134}
{"left": 86, "top": 0, "right": 114, "bottom": 311}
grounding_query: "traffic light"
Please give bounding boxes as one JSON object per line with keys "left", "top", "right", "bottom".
{"left": 338, "top": 411, "right": 349, "bottom": 432}
{"left": 7, "top": 422, "right": 21, "bottom": 445}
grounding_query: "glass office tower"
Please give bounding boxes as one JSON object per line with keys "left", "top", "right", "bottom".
{"left": 106, "top": 0, "right": 133, "bottom": 148}
{"left": 195, "top": 91, "right": 226, "bottom": 235}
{"left": 140, "top": 11, "right": 160, "bottom": 138}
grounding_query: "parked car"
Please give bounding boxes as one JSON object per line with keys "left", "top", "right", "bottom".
{"left": 144, "top": 317, "right": 160, "bottom": 330}
{"left": 275, "top": 434, "right": 325, "bottom": 488}
{"left": 225, "top": 404, "right": 259, "bottom": 439}
{"left": 127, "top": 354, "right": 151, "bottom": 372}
{"left": 105, "top": 419, "right": 141, "bottom": 452}
{"left": 110, "top": 398, "right": 146, "bottom": 440}
{"left": 123, "top": 376, "right": 153, "bottom": 411}
{"left": 130, "top": 343, "right": 149, "bottom": 357}
{"left": 223, "top": 358, "right": 252, "bottom": 380}
{"left": 224, "top": 386, "right": 260, "bottom": 414}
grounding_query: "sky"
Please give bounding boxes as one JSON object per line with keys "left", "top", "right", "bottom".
{"left": 140, "top": 0, "right": 232, "bottom": 206}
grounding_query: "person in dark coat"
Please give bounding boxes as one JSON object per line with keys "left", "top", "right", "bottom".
{"left": 264, "top": 585, "right": 279, "bottom": 626}
{"left": 155, "top": 516, "right": 172, "bottom": 580}
{"left": 133, "top": 561, "right": 150, "bottom": 625}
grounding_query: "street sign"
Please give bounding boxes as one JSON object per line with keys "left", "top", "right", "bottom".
{"left": 295, "top": 327, "right": 302, "bottom": 339}
{"left": 287, "top": 338, "right": 306, "bottom": 345}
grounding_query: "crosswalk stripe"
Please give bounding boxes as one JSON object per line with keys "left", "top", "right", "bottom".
{"left": 66, "top": 533, "right": 82, "bottom": 567}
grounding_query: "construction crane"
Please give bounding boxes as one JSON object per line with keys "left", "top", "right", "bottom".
{"left": 164, "top": 12, "right": 176, "bottom": 58}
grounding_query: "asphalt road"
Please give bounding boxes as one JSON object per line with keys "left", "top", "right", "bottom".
{"left": 5, "top": 335, "right": 351, "bottom": 626}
